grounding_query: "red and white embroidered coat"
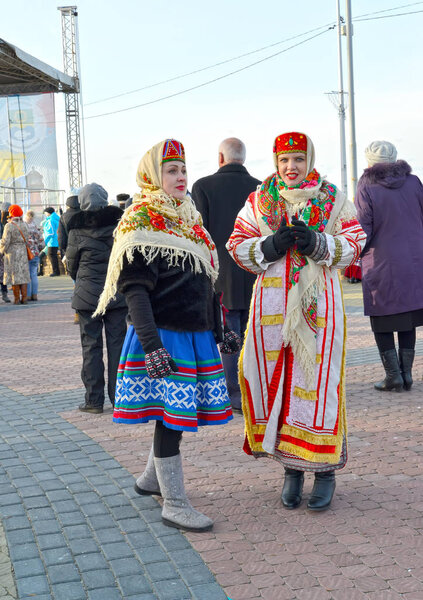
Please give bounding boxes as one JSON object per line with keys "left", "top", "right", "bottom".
{"left": 226, "top": 182, "right": 366, "bottom": 470}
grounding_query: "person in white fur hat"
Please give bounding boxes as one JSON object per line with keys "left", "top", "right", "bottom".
{"left": 364, "top": 140, "right": 397, "bottom": 167}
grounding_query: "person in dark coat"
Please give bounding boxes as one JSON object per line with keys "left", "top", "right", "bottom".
{"left": 191, "top": 138, "right": 261, "bottom": 411}
{"left": 59, "top": 195, "right": 81, "bottom": 323}
{"left": 58, "top": 195, "right": 80, "bottom": 254}
{"left": 66, "top": 183, "right": 127, "bottom": 413}
{"left": 355, "top": 140, "right": 423, "bottom": 392}
{"left": 116, "top": 193, "right": 131, "bottom": 211}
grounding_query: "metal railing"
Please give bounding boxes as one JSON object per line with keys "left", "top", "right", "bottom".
{"left": 0, "top": 185, "right": 66, "bottom": 213}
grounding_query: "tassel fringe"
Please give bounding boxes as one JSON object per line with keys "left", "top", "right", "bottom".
{"left": 94, "top": 241, "right": 217, "bottom": 317}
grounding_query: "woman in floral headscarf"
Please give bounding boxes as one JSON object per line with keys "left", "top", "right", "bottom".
{"left": 227, "top": 132, "right": 366, "bottom": 512}
{"left": 95, "top": 139, "right": 238, "bottom": 532}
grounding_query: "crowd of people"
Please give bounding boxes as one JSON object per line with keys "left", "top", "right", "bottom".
{"left": 0, "top": 203, "right": 64, "bottom": 304}
{"left": 1, "top": 133, "right": 422, "bottom": 532}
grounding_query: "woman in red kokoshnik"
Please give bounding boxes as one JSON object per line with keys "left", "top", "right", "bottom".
{"left": 227, "top": 132, "right": 366, "bottom": 511}
{"left": 95, "top": 140, "right": 239, "bottom": 531}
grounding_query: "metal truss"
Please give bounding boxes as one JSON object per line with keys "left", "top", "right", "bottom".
{"left": 58, "top": 6, "right": 82, "bottom": 192}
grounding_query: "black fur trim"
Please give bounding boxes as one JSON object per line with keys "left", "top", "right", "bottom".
{"left": 67, "top": 205, "right": 122, "bottom": 230}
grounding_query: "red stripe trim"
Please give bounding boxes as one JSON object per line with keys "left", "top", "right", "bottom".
{"left": 280, "top": 434, "right": 336, "bottom": 454}
{"left": 259, "top": 277, "right": 270, "bottom": 406}
{"left": 253, "top": 276, "right": 266, "bottom": 415}
{"left": 314, "top": 271, "right": 328, "bottom": 428}
{"left": 244, "top": 377, "right": 257, "bottom": 425}
{"left": 322, "top": 277, "right": 336, "bottom": 421}
{"left": 279, "top": 347, "right": 293, "bottom": 431}
{"left": 267, "top": 346, "right": 284, "bottom": 416}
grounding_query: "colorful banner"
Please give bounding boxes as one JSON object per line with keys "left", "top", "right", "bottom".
{"left": 0, "top": 93, "right": 59, "bottom": 208}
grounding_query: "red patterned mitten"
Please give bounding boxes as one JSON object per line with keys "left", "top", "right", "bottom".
{"left": 145, "top": 348, "right": 178, "bottom": 378}
{"left": 219, "top": 330, "right": 242, "bottom": 354}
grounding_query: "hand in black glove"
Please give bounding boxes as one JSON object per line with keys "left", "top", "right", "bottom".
{"left": 145, "top": 347, "right": 178, "bottom": 378}
{"left": 262, "top": 217, "right": 295, "bottom": 261}
{"left": 219, "top": 330, "right": 242, "bottom": 354}
{"left": 290, "top": 218, "right": 316, "bottom": 255}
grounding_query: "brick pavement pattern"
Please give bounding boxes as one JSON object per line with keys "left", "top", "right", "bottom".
{"left": 1, "top": 277, "right": 423, "bottom": 599}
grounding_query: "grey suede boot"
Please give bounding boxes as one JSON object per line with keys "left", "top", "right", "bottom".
{"left": 134, "top": 445, "right": 161, "bottom": 496}
{"left": 154, "top": 454, "right": 213, "bottom": 532}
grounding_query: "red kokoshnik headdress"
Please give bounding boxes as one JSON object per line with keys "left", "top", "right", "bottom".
{"left": 162, "top": 139, "right": 185, "bottom": 163}
{"left": 274, "top": 132, "right": 307, "bottom": 156}
{"left": 272, "top": 131, "right": 315, "bottom": 174}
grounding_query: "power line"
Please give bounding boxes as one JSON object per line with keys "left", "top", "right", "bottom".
{"left": 84, "top": 23, "right": 333, "bottom": 107}
{"left": 84, "top": 28, "right": 333, "bottom": 121}
{"left": 355, "top": 8, "right": 423, "bottom": 21}
{"left": 12, "top": 2, "right": 423, "bottom": 125}
{"left": 83, "top": 1, "right": 423, "bottom": 109}
{"left": 84, "top": 2, "right": 423, "bottom": 122}
{"left": 354, "top": 1, "right": 423, "bottom": 19}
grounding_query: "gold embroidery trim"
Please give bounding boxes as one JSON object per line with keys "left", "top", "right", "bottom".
{"left": 261, "top": 314, "right": 284, "bottom": 325}
{"left": 279, "top": 423, "right": 338, "bottom": 445}
{"left": 265, "top": 350, "right": 280, "bottom": 361}
{"left": 332, "top": 237, "right": 343, "bottom": 266}
{"left": 316, "top": 354, "right": 322, "bottom": 364}
{"left": 316, "top": 317, "right": 326, "bottom": 328}
{"left": 248, "top": 240, "right": 261, "bottom": 269}
{"left": 243, "top": 309, "right": 348, "bottom": 464}
{"left": 262, "top": 277, "right": 283, "bottom": 288}
{"left": 294, "top": 386, "right": 318, "bottom": 401}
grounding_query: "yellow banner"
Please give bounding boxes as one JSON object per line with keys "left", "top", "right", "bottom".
{"left": 0, "top": 151, "right": 25, "bottom": 181}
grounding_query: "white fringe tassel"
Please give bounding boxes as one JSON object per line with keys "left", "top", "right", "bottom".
{"left": 94, "top": 242, "right": 217, "bottom": 317}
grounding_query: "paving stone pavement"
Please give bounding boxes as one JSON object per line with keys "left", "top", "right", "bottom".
{"left": 1, "top": 276, "right": 423, "bottom": 599}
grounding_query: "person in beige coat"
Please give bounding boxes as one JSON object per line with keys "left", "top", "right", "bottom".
{"left": 0, "top": 205, "right": 30, "bottom": 304}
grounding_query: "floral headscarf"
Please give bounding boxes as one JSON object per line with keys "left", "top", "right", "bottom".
{"left": 94, "top": 139, "right": 219, "bottom": 316}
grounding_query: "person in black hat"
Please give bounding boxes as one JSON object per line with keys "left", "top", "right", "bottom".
{"left": 116, "top": 193, "right": 131, "bottom": 211}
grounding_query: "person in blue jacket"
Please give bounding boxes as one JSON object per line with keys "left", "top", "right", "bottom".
{"left": 42, "top": 207, "right": 61, "bottom": 276}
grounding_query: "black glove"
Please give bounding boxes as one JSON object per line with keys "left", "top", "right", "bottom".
{"left": 145, "top": 348, "right": 178, "bottom": 378}
{"left": 261, "top": 218, "right": 295, "bottom": 262}
{"left": 219, "top": 330, "right": 242, "bottom": 354}
{"left": 290, "top": 218, "right": 317, "bottom": 255}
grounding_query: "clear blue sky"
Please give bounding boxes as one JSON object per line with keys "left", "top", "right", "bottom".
{"left": 3, "top": 0, "right": 423, "bottom": 200}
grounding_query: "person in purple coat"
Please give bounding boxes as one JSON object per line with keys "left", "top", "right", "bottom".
{"left": 355, "top": 141, "right": 423, "bottom": 392}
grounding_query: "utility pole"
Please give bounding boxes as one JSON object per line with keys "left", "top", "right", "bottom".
{"left": 345, "top": 0, "right": 357, "bottom": 199}
{"left": 58, "top": 5, "right": 84, "bottom": 193}
{"left": 334, "top": 0, "right": 348, "bottom": 195}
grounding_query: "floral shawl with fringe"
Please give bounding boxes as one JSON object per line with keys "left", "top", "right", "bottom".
{"left": 254, "top": 169, "right": 344, "bottom": 390}
{"left": 95, "top": 141, "right": 218, "bottom": 316}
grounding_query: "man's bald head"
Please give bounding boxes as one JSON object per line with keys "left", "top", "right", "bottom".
{"left": 218, "top": 138, "right": 246, "bottom": 167}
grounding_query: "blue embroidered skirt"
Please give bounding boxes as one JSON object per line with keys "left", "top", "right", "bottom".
{"left": 114, "top": 326, "right": 232, "bottom": 431}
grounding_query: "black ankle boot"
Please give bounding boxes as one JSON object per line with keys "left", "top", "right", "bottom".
{"left": 78, "top": 403, "right": 103, "bottom": 414}
{"left": 281, "top": 468, "right": 304, "bottom": 509}
{"left": 374, "top": 349, "right": 404, "bottom": 392}
{"left": 307, "top": 470, "right": 336, "bottom": 512}
{"left": 398, "top": 348, "right": 414, "bottom": 391}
